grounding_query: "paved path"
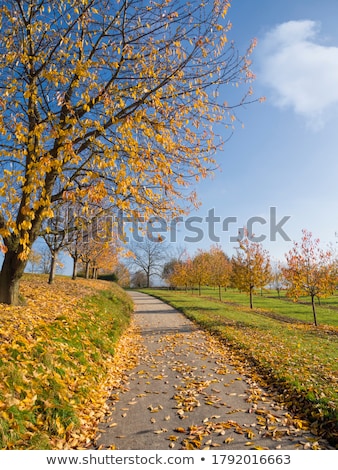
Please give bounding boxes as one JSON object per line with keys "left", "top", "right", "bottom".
{"left": 95, "top": 292, "right": 330, "bottom": 450}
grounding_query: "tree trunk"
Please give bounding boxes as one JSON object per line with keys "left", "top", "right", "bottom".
{"left": 0, "top": 250, "right": 27, "bottom": 305}
{"left": 311, "top": 295, "right": 318, "bottom": 327}
{"left": 218, "top": 285, "right": 222, "bottom": 301}
{"left": 72, "top": 257, "right": 78, "bottom": 280}
{"left": 48, "top": 253, "right": 57, "bottom": 284}
{"left": 85, "top": 261, "right": 90, "bottom": 279}
{"left": 249, "top": 285, "right": 253, "bottom": 309}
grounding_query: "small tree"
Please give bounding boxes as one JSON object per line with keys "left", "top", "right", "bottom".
{"left": 231, "top": 232, "right": 272, "bottom": 308}
{"left": 131, "top": 270, "right": 148, "bottom": 289}
{"left": 166, "top": 257, "right": 194, "bottom": 291}
{"left": 42, "top": 204, "right": 69, "bottom": 284}
{"left": 114, "top": 263, "right": 130, "bottom": 288}
{"left": 270, "top": 261, "right": 286, "bottom": 298}
{"left": 191, "top": 250, "right": 212, "bottom": 295}
{"left": 282, "top": 229, "right": 337, "bottom": 326}
{"left": 208, "top": 244, "right": 232, "bottom": 300}
{"left": 162, "top": 259, "right": 182, "bottom": 289}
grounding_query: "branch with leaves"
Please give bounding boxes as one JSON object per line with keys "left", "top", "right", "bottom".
{"left": 0, "top": 0, "right": 258, "bottom": 303}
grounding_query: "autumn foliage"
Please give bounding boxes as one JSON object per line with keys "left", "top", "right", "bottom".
{"left": 164, "top": 245, "right": 232, "bottom": 299}
{"left": 231, "top": 233, "right": 272, "bottom": 308}
{"left": 283, "top": 229, "right": 337, "bottom": 326}
{"left": 0, "top": 0, "right": 257, "bottom": 304}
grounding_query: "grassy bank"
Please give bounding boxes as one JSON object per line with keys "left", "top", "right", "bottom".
{"left": 141, "top": 288, "right": 338, "bottom": 447}
{"left": 0, "top": 276, "right": 135, "bottom": 449}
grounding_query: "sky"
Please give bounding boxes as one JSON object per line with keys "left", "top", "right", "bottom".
{"left": 167, "top": 0, "right": 338, "bottom": 264}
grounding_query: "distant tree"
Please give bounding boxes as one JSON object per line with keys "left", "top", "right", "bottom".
{"left": 114, "top": 263, "right": 130, "bottom": 288}
{"left": 282, "top": 229, "right": 337, "bottom": 326}
{"left": 131, "top": 270, "right": 148, "bottom": 289}
{"left": 27, "top": 249, "right": 42, "bottom": 274}
{"left": 208, "top": 244, "right": 232, "bottom": 300}
{"left": 231, "top": 231, "right": 272, "bottom": 308}
{"left": 128, "top": 239, "right": 168, "bottom": 288}
{"left": 191, "top": 249, "right": 212, "bottom": 295}
{"left": 271, "top": 261, "right": 285, "bottom": 298}
{"left": 87, "top": 241, "right": 119, "bottom": 279}
{"left": 66, "top": 229, "right": 82, "bottom": 281}
{"left": 165, "top": 257, "right": 193, "bottom": 291}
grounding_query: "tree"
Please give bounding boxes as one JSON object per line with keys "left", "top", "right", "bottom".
{"left": 84, "top": 240, "right": 119, "bottom": 279}
{"left": 165, "top": 257, "right": 194, "bottom": 291}
{"left": 128, "top": 239, "right": 167, "bottom": 288}
{"left": 191, "top": 249, "right": 212, "bottom": 295}
{"left": 114, "top": 263, "right": 130, "bottom": 288}
{"left": 27, "top": 248, "right": 42, "bottom": 274}
{"left": 162, "top": 258, "right": 181, "bottom": 289}
{"left": 271, "top": 261, "right": 285, "bottom": 298}
{"left": 208, "top": 244, "right": 232, "bottom": 300}
{"left": 282, "top": 229, "right": 337, "bottom": 327}
{"left": 66, "top": 228, "right": 82, "bottom": 281}
{"left": 42, "top": 203, "right": 69, "bottom": 284}
{"left": 231, "top": 231, "right": 272, "bottom": 308}
{"left": 0, "top": 0, "right": 257, "bottom": 304}
{"left": 131, "top": 270, "right": 148, "bottom": 289}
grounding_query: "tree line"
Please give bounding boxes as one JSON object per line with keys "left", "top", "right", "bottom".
{"left": 160, "top": 229, "right": 338, "bottom": 327}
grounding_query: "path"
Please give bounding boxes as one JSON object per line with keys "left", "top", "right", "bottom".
{"left": 94, "top": 291, "right": 331, "bottom": 450}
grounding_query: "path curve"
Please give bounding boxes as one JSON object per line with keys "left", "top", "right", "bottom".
{"left": 95, "top": 291, "right": 330, "bottom": 450}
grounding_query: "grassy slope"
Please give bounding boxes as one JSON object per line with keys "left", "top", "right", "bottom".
{"left": 141, "top": 288, "right": 338, "bottom": 447}
{"left": 0, "top": 276, "right": 135, "bottom": 449}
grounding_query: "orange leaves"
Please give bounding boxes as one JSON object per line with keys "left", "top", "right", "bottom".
{"left": 283, "top": 229, "right": 337, "bottom": 326}
{"left": 231, "top": 230, "right": 272, "bottom": 308}
{"left": 1, "top": 0, "right": 258, "bottom": 305}
{"left": 165, "top": 245, "right": 231, "bottom": 295}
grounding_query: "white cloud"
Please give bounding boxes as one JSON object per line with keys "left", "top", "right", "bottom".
{"left": 257, "top": 20, "right": 338, "bottom": 126}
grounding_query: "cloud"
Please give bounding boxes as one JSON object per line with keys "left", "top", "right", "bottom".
{"left": 257, "top": 20, "right": 338, "bottom": 126}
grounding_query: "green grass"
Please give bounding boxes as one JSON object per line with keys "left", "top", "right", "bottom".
{"left": 182, "top": 287, "right": 338, "bottom": 327}
{"left": 140, "top": 288, "right": 338, "bottom": 448}
{"left": 0, "top": 282, "right": 133, "bottom": 450}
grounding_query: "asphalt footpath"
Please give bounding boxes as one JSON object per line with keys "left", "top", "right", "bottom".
{"left": 94, "top": 291, "right": 332, "bottom": 450}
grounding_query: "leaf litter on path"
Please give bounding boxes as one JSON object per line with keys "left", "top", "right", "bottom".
{"left": 93, "top": 292, "right": 333, "bottom": 451}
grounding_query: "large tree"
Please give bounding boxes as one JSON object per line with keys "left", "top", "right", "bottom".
{"left": 208, "top": 244, "right": 232, "bottom": 300}
{"left": 0, "top": 0, "right": 257, "bottom": 304}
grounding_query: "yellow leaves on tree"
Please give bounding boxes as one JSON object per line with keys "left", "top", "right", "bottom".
{"left": 0, "top": 0, "right": 258, "bottom": 304}
{"left": 164, "top": 245, "right": 231, "bottom": 298}
{"left": 231, "top": 230, "right": 272, "bottom": 309}
{"left": 282, "top": 229, "right": 337, "bottom": 326}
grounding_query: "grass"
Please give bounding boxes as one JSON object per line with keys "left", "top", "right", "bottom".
{"left": 0, "top": 276, "right": 134, "bottom": 449}
{"left": 140, "top": 287, "right": 338, "bottom": 448}
{"left": 182, "top": 286, "right": 338, "bottom": 327}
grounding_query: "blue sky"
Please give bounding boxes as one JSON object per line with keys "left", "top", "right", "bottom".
{"left": 170, "top": 0, "right": 338, "bottom": 263}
